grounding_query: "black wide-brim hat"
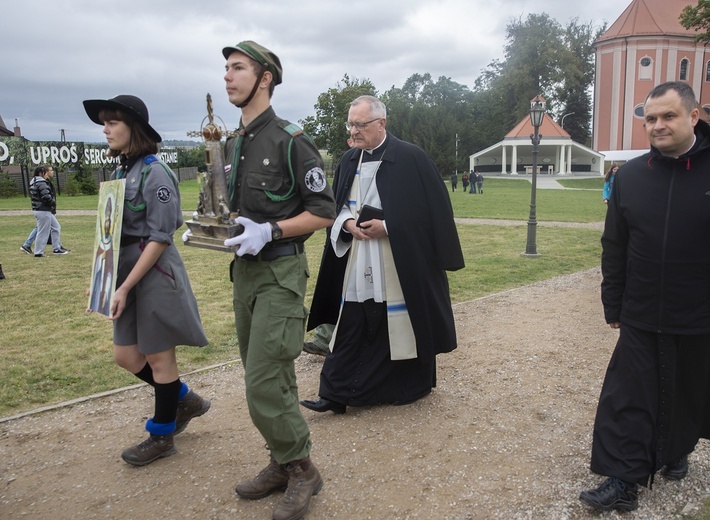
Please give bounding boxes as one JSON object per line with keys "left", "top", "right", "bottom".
{"left": 83, "top": 95, "right": 162, "bottom": 143}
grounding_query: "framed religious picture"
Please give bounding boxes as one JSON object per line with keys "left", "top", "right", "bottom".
{"left": 88, "top": 179, "right": 125, "bottom": 316}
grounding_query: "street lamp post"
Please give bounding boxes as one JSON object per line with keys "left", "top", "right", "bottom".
{"left": 455, "top": 133, "right": 459, "bottom": 174}
{"left": 560, "top": 112, "right": 574, "bottom": 130}
{"left": 522, "top": 95, "right": 546, "bottom": 258}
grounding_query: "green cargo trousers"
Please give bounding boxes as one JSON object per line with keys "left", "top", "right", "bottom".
{"left": 232, "top": 252, "right": 312, "bottom": 464}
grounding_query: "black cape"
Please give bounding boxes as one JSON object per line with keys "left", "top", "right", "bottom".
{"left": 308, "top": 133, "right": 464, "bottom": 359}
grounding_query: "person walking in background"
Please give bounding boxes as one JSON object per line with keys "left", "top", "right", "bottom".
{"left": 29, "top": 164, "right": 69, "bottom": 257}
{"left": 602, "top": 162, "right": 619, "bottom": 204}
{"left": 476, "top": 170, "right": 484, "bottom": 194}
{"left": 469, "top": 169, "right": 476, "bottom": 193}
{"left": 20, "top": 226, "right": 38, "bottom": 255}
{"left": 579, "top": 81, "right": 710, "bottom": 512}
{"left": 450, "top": 171, "right": 457, "bottom": 192}
{"left": 221, "top": 40, "right": 335, "bottom": 520}
{"left": 83, "top": 94, "right": 210, "bottom": 467}
{"left": 461, "top": 171, "right": 469, "bottom": 193}
{"left": 302, "top": 95, "right": 464, "bottom": 415}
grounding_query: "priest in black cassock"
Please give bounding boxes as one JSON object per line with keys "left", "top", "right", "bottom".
{"left": 301, "top": 95, "right": 464, "bottom": 414}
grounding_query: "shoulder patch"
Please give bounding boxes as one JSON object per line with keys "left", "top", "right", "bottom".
{"left": 282, "top": 123, "right": 303, "bottom": 137}
{"left": 144, "top": 155, "right": 159, "bottom": 165}
{"left": 156, "top": 185, "right": 172, "bottom": 203}
{"left": 304, "top": 167, "right": 327, "bottom": 193}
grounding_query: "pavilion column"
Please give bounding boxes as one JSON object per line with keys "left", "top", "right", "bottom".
{"left": 558, "top": 145, "right": 565, "bottom": 174}
{"left": 566, "top": 146, "right": 572, "bottom": 174}
{"left": 511, "top": 145, "right": 518, "bottom": 175}
{"left": 501, "top": 145, "right": 507, "bottom": 174}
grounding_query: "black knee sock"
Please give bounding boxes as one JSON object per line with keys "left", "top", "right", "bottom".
{"left": 153, "top": 379, "right": 182, "bottom": 424}
{"left": 133, "top": 363, "right": 155, "bottom": 387}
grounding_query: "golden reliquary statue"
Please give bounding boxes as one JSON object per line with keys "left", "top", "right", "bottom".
{"left": 183, "top": 93, "right": 243, "bottom": 251}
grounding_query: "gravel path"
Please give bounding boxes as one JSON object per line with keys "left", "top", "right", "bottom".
{"left": 1, "top": 267, "right": 708, "bottom": 519}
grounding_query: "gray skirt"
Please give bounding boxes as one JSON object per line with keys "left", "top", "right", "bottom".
{"left": 113, "top": 240, "right": 208, "bottom": 353}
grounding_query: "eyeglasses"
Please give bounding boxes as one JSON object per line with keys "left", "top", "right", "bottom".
{"left": 345, "top": 117, "right": 382, "bottom": 132}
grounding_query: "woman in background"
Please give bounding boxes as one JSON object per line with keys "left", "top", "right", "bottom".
{"left": 603, "top": 162, "right": 619, "bottom": 204}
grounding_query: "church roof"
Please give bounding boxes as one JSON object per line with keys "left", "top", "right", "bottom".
{"left": 504, "top": 113, "right": 570, "bottom": 140}
{"left": 596, "top": 0, "right": 696, "bottom": 43}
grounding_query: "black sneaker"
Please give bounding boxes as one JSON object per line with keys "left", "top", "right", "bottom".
{"left": 579, "top": 477, "right": 638, "bottom": 512}
{"left": 20, "top": 245, "right": 32, "bottom": 255}
{"left": 53, "top": 248, "right": 69, "bottom": 255}
{"left": 34, "top": 253, "right": 45, "bottom": 258}
{"left": 661, "top": 454, "right": 689, "bottom": 480}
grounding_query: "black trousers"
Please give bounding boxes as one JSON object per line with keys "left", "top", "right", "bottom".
{"left": 590, "top": 325, "right": 710, "bottom": 486}
{"left": 319, "top": 300, "right": 435, "bottom": 406}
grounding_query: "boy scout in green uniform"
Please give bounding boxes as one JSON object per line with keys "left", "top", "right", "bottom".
{"left": 221, "top": 40, "right": 336, "bottom": 520}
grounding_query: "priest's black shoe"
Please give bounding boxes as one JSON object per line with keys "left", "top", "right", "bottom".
{"left": 299, "top": 397, "right": 346, "bottom": 414}
{"left": 661, "top": 454, "right": 689, "bottom": 480}
{"left": 579, "top": 477, "right": 638, "bottom": 512}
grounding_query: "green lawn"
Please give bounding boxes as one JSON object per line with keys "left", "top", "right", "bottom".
{"left": 0, "top": 178, "right": 604, "bottom": 416}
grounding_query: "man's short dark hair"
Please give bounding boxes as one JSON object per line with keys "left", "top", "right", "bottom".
{"left": 645, "top": 81, "right": 698, "bottom": 114}
{"left": 34, "top": 165, "right": 47, "bottom": 176}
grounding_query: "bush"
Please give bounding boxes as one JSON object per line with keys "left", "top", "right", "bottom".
{"left": 64, "top": 173, "right": 81, "bottom": 196}
{"left": 69, "top": 164, "right": 99, "bottom": 195}
{"left": 0, "top": 173, "right": 19, "bottom": 198}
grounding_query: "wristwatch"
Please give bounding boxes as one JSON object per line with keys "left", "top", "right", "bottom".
{"left": 270, "top": 222, "right": 283, "bottom": 241}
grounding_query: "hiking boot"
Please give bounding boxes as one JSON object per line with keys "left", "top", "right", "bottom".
{"left": 661, "top": 454, "right": 689, "bottom": 480}
{"left": 302, "top": 341, "right": 328, "bottom": 356}
{"left": 579, "top": 476, "right": 638, "bottom": 512}
{"left": 174, "top": 390, "right": 211, "bottom": 435}
{"left": 272, "top": 457, "right": 323, "bottom": 520}
{"left": 235, "top": 458, "right": 289, "bottom": 499}
{"left": 20, "top": 245, "right": 32, "bottom": 255}
{"left": 121, "top": 434, "right": 176, "bottom": 466}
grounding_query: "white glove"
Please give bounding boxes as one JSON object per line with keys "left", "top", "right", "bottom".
{"left": 224, "top": 216, "right": 272, "bottom": 256}
{"left": 181, "top": 229, "right": 192, "bottom": 243}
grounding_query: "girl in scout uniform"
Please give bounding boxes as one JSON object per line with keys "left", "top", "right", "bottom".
{"left": 83, "top": 95, "right": 210, "bottom": 466}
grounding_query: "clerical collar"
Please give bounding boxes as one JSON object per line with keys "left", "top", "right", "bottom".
{"left": 365, "top": 134, "right": 387, "bottom": 155}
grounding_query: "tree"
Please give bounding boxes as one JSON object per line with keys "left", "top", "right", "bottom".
{"left": 680, "top": 0, "right": 710, "bottom": 42}
{"left": 473, "top": 14, "right": 603, "bottom": 147}
{"left": 383, "top": 74, "right": 476, "bottom": 175}
{"left": 177, "top": 144, "right": 207, "bottom": 171}
{"left": 554, "top": 19, "right": 607, "bottom": 145}
{"left": 300, "top": 74, "right": 377, "bottom": 164}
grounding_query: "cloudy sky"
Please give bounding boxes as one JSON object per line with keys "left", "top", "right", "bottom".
{"left": 1, "top": 0, "right": 628, "bottom": 143}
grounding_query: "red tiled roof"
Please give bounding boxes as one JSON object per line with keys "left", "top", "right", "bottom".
{"left": 596, "top": 0, "right": 696, "bottom": 43}
{"left": 505, "top": 113, "right": 570, "bottom": 139}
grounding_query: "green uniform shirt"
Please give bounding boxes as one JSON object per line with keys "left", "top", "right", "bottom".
{"left": 224, "top": 106, "right": 335, "bottom": 244}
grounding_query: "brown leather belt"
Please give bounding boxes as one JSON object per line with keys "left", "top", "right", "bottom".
{"left": 240, "top": 243, "right": 304, "bottom": 262}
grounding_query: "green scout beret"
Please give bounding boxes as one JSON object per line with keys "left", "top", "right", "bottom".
{"left": 222, "top": 40, "right": 283, "bottom": 85}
